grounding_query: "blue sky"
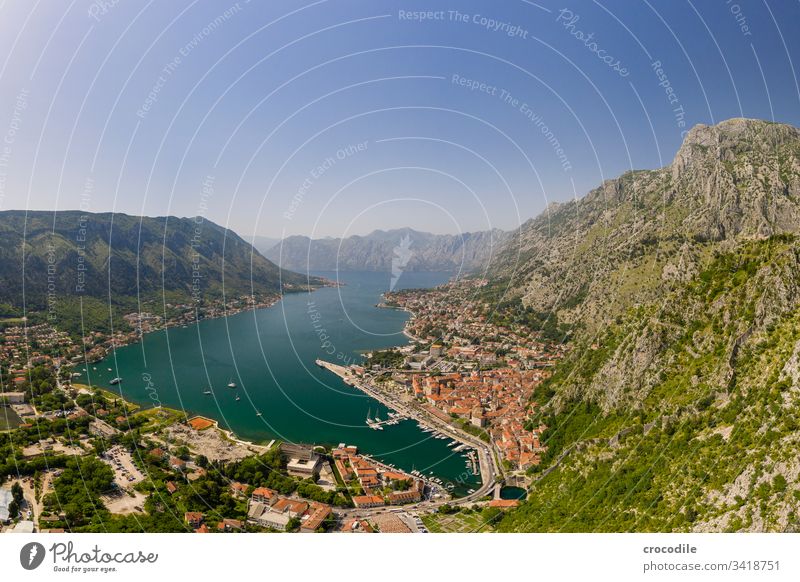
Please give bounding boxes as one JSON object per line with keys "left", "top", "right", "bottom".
{"left": 0, "top": 0, "right": 798, "bottom": 239}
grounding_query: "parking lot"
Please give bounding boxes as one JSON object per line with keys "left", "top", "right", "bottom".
{"left": 101, "top": 445, "right": 145, "bottom": 489}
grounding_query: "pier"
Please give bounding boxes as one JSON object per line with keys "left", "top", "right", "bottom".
{"left": 315, "top": 358, "right": 499, "bottom": 506}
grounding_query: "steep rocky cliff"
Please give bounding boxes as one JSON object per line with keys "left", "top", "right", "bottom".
{"left": 492, "top": 119, "right": 800, "bottom": 532}
{"left": 490, "top": 119, "right": 800, "bottom": 336}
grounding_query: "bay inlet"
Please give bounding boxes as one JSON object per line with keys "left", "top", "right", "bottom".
{"left": 81, "top": 271, "right": 481, "bottom": 496}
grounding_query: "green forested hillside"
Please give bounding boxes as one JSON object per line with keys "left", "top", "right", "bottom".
{"left": 0, "top": 211, "right": 321, "bottom": 335}
{"left": 491, "top": 119, "right": 800, "bottom": 532}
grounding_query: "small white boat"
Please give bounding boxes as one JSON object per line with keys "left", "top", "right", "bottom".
{"left": 256, "top": 411, "right": 263, "bottom": 417}
{"left": 227, "top": 379, "right": 236, "bottom": 388}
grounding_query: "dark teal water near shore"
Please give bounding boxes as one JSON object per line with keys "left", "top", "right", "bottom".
{"left": 81, "top": 271, "right": 481, "bottom": 495}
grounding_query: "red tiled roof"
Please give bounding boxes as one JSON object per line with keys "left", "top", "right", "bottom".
{"left": 185, "top": 511, "right": 204, "bottom": 524}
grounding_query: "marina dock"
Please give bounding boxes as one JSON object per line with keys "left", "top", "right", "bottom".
{"left": 315, "top": 358, "right": 496, "bottom": 502}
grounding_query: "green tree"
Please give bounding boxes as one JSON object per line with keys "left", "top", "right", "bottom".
{"left": 11, "top": 481, "right": 23, "bottom": 504}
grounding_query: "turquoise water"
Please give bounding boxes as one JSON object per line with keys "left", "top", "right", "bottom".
{"left": 81, "top": 271, "right": 481, "bottom": 495}
{"left": 500, "top": 486, "right": 527, "bottom": 500}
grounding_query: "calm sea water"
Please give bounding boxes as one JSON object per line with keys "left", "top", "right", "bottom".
{"left": 82, "top": 271, "right": 481, "bottom": 495}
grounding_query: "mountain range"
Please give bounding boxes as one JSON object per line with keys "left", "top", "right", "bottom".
{"left": 487, "top": 118, "right": 800, "bottom": 532}
{"left": 3, "top": 117, "right": 798, "bottom": 532}
{"left": 0, "top": 211, "right": 322, "bottom": 335}
{"left": 260, "top": 228, "right": 509, "bottom": 274}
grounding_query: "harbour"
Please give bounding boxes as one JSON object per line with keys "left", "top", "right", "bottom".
{"left": 79, "top": 271, "right": 482, "bottom": 496}
{"left": 314, "top": 358, "right": 496, "bottom": 502}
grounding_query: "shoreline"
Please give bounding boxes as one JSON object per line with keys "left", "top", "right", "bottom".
{"left": 79, "top": 276, "right": 472, "bottom": 492}
{"left": 315, "top": 359, "right": 498, "bottom": 504}
{"left": 74, "top": 382, "right": 278, "bottom": 452}
{"left": 377, "top": 301, "right": 421, "bottom": 342}
{"left": 83, "top": 286, "right": 332, "bottom": 364}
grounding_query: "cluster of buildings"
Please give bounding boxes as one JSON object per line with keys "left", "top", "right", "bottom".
{"left": 246, "top": 487, "right": 332, "bottom": 532}
{"left": 184, "top": 511, "right": 244, "bottom": 533}
{"left": 83, "top": 296, "right": 281, "bottom": 363}
{"left": 121, "top": 311, "right": 163, "bottom": 334}
{"left": 0, "top": 294, "right": 284, "bottom": 373}
{"left": 0, "top": 323, "right": 76, "bottom": 374}
{"left": 408, "top": 369, "right": 548, "bottom": 470}
{"left": 332, "top": 445, "right": 424, "bottom": 508}
{"left": 375, "top": 281, "right": 566, "bottom": 472}
{"left": 383, "top": 280, "right": 566, "bottom": 373}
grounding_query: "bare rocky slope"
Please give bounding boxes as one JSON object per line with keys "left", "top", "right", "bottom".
{"left": 490, "top": 119, "right": 800, "bottom": 532}
{"left": 262, "top": 227, "right": 509, "bottom": 274}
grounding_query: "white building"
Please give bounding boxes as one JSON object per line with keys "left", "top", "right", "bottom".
{"left": 0, "top": 488, "right": 12, "bottom": 522}
{"left": 286, "top": 454, "right": 322, "bottom": 478}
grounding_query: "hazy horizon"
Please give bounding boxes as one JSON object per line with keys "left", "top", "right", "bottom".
{"left": 2, "top": 1, "right": 799, "bottom": 239}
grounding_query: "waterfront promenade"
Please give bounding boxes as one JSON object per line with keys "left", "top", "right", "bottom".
{"left": 316, "top": 359, "right": 500, "bottom": 508}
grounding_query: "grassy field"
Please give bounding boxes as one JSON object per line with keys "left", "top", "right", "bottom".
{"left": 131, "top": 406, "right": 185, "bottom": 433}
{"left": 78, "top": 385, "right": 142, "bottom": 411}
{"left": 421, "top": 510, "right": 496, "bottom": 533}
{"left": 0, "top": 406, "right": 24, "bottom": 431}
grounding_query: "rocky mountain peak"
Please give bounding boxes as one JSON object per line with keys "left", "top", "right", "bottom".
{"left": 670, "top": 118, "right": 800, "bottom": 240}
{"left": 673, "top": 118, "right": 800, "bottom": 178}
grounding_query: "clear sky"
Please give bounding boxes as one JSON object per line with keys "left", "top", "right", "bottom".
{"left": 0, "top": 0, "right": 798, "bottom": 240}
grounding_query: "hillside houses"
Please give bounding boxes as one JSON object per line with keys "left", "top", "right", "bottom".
{"left": 406, "top": 368, "right": 548, "bottom": 470}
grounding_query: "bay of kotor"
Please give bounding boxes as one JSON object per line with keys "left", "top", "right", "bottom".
{"left": 81, "top": 271, "right": 481, "bottom": 495}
